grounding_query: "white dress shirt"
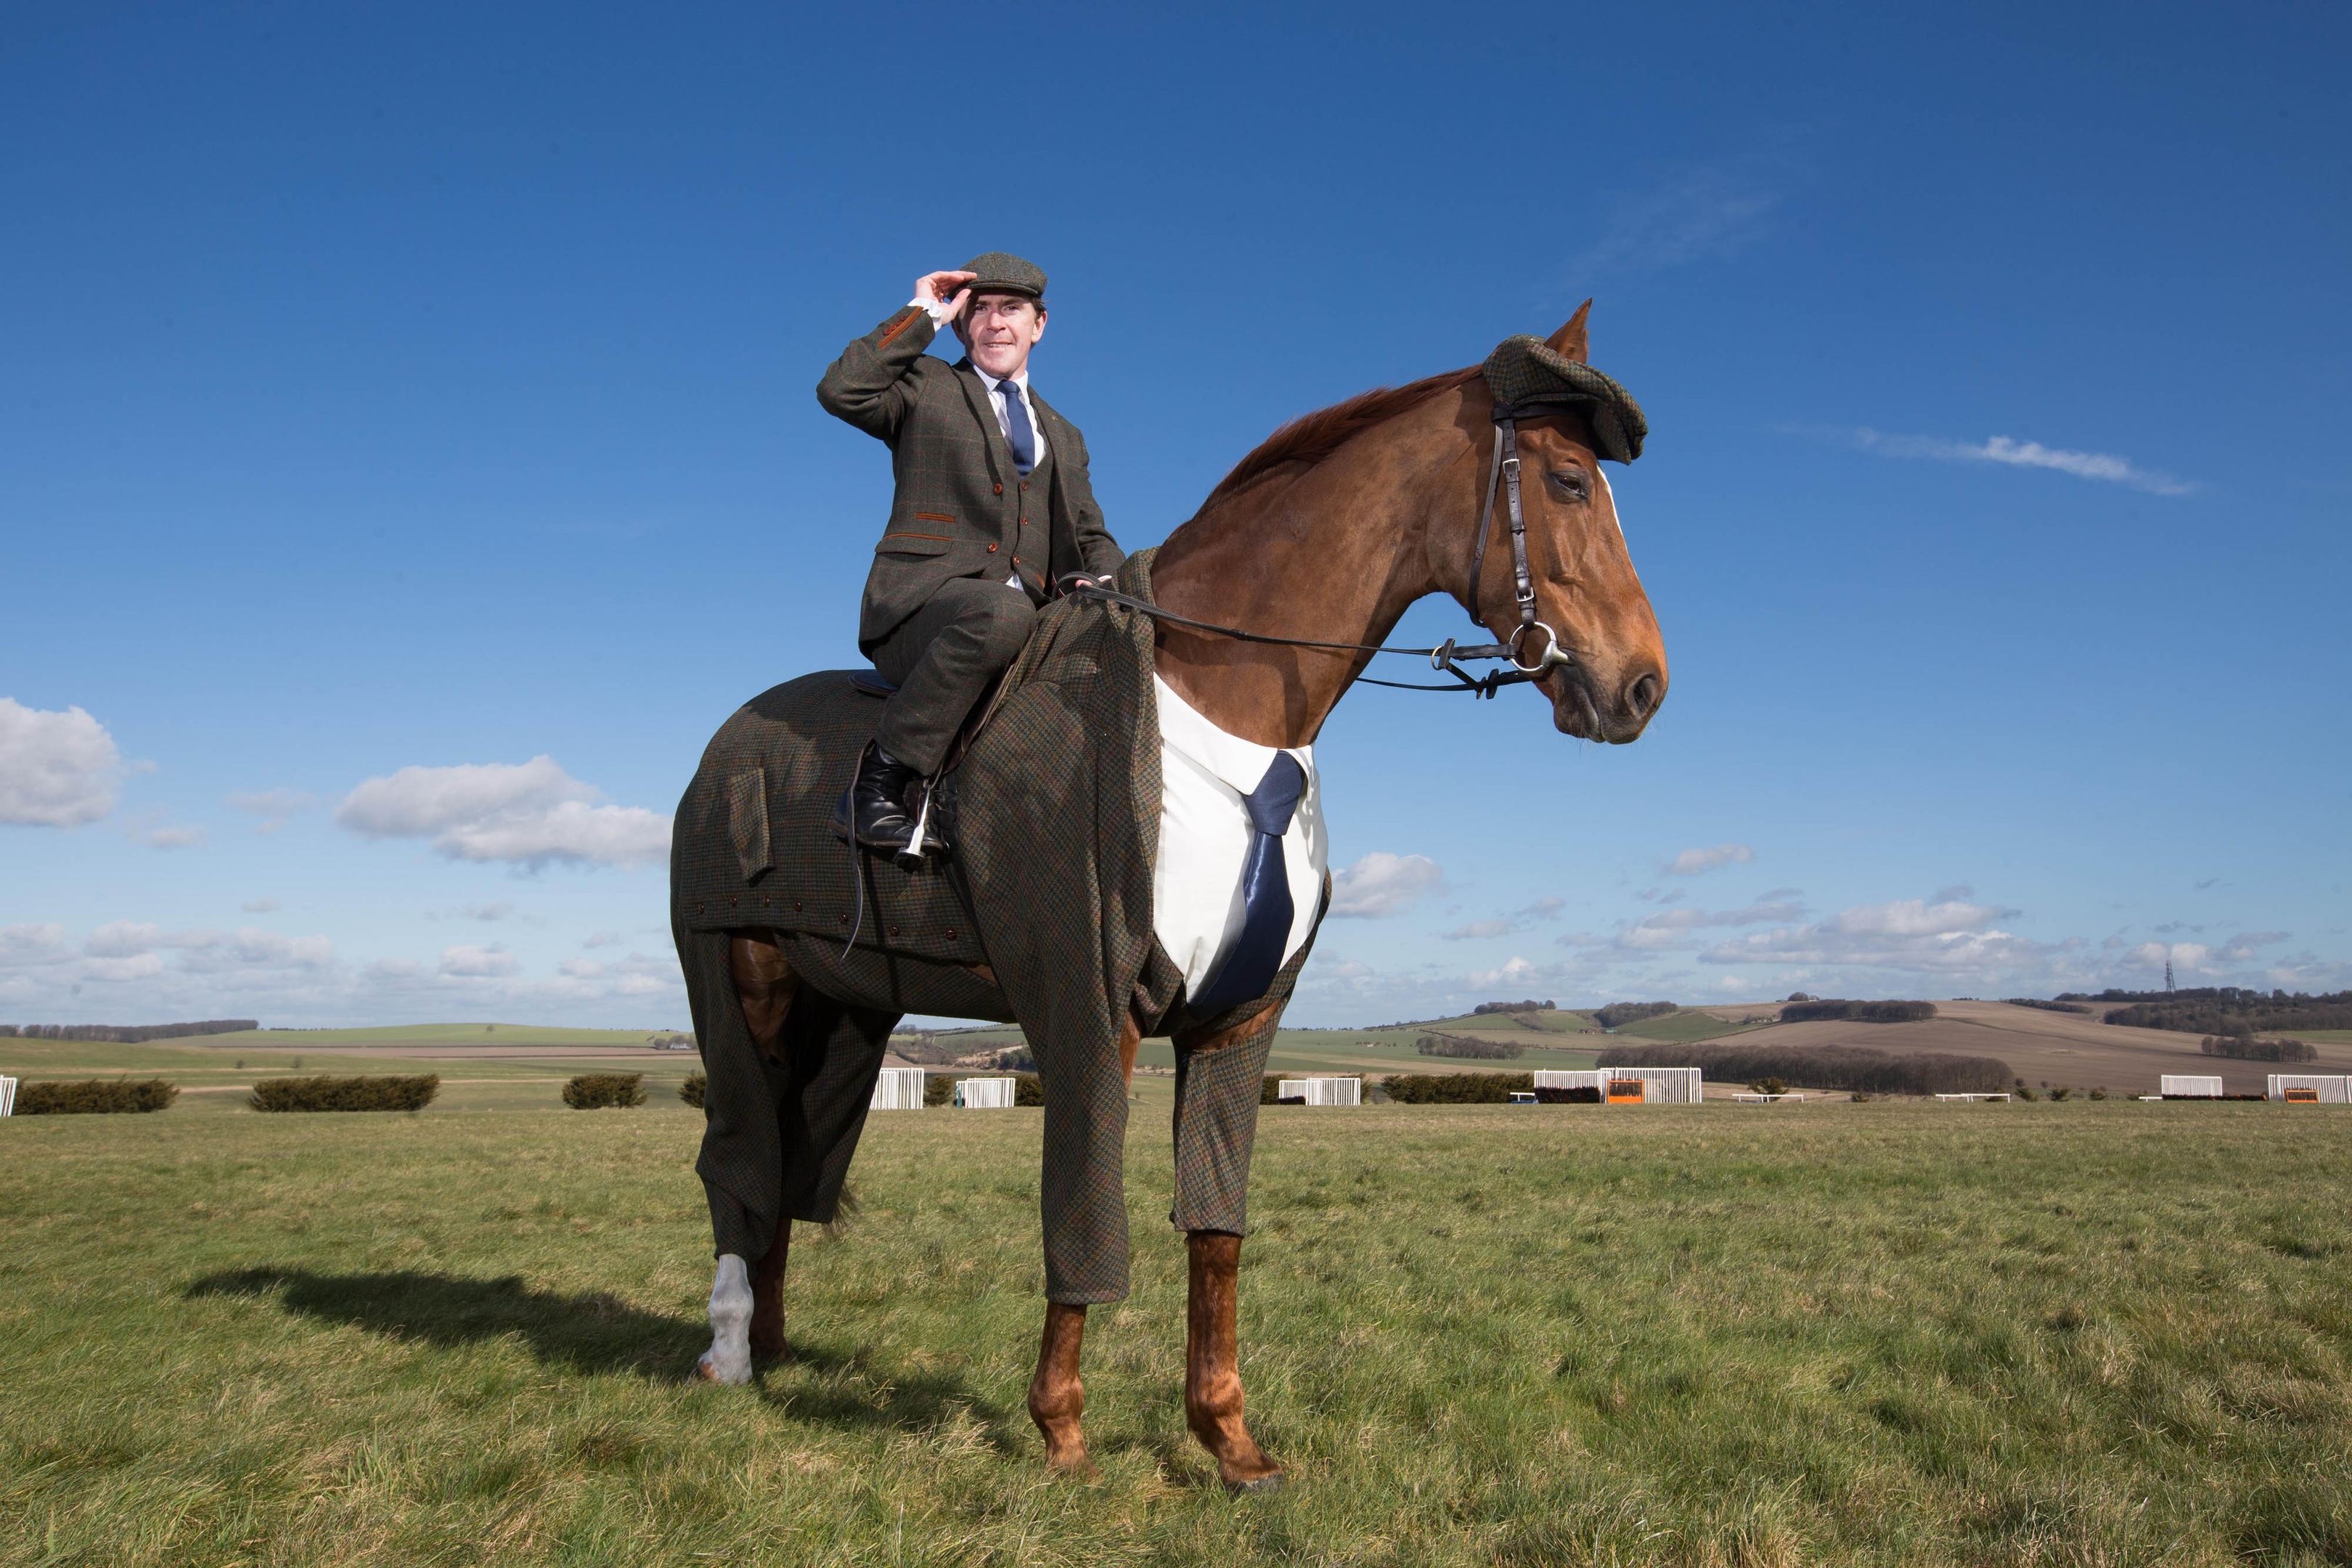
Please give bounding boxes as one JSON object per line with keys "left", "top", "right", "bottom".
{"left": 1151, "top": 675, "right": 1328, "bottom": 999}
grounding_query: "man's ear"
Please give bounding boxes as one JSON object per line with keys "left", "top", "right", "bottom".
{"left": 1545, "top": 300, "right": 1591, "bottom": 364}
{"left": 1030, "top": 306, "right": 1046, "bottom": 343}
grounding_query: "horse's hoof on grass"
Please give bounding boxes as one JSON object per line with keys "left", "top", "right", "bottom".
{"left": 695, "top": 1349, "right": 752, "bottom": 1386}
{"left": 1222, "top": 1470, "right": 1285, "bottom": 1496}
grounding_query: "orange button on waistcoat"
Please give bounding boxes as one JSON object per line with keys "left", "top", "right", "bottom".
{"left": 987, "top": 542, "right": 998, "bottom": 552}
{"left": 993, "top": 482, "right": 1003, "bottom": 494}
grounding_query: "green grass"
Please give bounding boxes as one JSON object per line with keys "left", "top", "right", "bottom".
{"left": 9, "top": 1078, "right": 2352, "bottom": 1565}
{"left": 1606, "top": 1010, "right": 1773, "bottom": 1045}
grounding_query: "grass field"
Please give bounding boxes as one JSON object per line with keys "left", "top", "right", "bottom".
{"left": 7, "top": 1063, "right": 2352, "bottom": 1566}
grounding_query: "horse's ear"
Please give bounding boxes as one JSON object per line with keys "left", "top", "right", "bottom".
{"left": 1545, "top": 301, "right": 1592, "bottom": 363}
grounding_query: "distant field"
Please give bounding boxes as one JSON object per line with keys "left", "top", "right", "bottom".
{"left": 1607, "top": 1009, "right": 1768, "bottom": 1044}
{"left": 173, "top": 1022, "right": 681, "bottom": 1049}
{"left": 0, "top": 1033, "right": 703, "bottom": 1116}
{"left": 6, "top": 1077, "right": 2351, "bottom": 1564}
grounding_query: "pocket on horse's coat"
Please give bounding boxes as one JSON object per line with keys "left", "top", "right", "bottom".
{"left": 876, "top": 531, "right": 952, "bottom": 558}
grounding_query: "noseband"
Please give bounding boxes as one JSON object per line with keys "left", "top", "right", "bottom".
{"left": 1069, "top": 402, "right": 1588, "bottom": 699}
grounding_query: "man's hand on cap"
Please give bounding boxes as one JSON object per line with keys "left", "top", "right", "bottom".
{"left": 914, "top": 270, "right": 976, "bottom": 324}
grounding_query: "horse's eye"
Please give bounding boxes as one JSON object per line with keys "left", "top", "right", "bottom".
{"left": 1549, "top": 469, "right": 1589, "bottom": 500}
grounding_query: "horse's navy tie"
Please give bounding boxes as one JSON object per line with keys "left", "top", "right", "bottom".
{"left": 1191, "top": 751, "right": 1306, "bottom": 1015}
{"left": 998, "top": 380, "right": 1036, "bottom": 475}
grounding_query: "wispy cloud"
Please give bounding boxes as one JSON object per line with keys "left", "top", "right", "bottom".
{"left": 226, "top": 788, "right": 317, "bottom": 833}
{"left": 1835, "top": 427, "right": 2194, "bottom": 496}
{"left": 1440, "top": 897, "right": 1564, "bottom": 942}
{"left": 1665, "top": 843, "right": 1755, "bottom": 877}
{"left": 1571, "top": 163, "right": 1781, "bottom": 278}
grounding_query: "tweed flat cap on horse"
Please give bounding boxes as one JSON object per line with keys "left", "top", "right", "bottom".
{"left": 1482, "top": 335, "right": 1648, "bottom": 463}
{"left": 961, "top": 251, "right": 1048, "bottom": 300}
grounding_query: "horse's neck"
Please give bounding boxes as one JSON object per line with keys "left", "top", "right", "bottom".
{"left": 1151, "top": 396, "right": 1476, "bottom": 749}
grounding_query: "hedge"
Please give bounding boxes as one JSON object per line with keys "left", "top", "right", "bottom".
{"left": 1779, "top": 999, "right": 1937, "bottom": 1024}
{"left": 1593, "top": 1001, "right": 1677, "bottom": 1029}
{"left": 679, "top": 1073, "right": 707, "bottom": 1108}
{"left": 248, "top": 1075, "right": 439, "bottom": 1112}
{"left": 1381, "top": 1072, "right": 1534, "bottom": 1104}
{"left": 15, "top": 1077, "right": 179, "bottom": 1114}
{"left": 1417, "top": 1032, "right": 1524, "bottom": 1060}
{"left": 1596, "top": 1042, "right": 2004, "bottom": 1095}
{"left": 564, "top": 1072, "right": 647, "bottom": 1109}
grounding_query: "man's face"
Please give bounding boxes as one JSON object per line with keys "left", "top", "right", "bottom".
{"left": 957, "top": 293, "right": 1046, "bottom": 380}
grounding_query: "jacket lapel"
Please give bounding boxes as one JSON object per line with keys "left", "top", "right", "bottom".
{"left": 952, "top": 359, "right": 1013, "bottom": 481}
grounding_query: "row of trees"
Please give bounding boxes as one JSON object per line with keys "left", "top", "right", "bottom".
{"left": 1779, "top": 1000, "right": 1937, "bottom": 1024}
{"left": 2005, "top": 998, "right": 2092, "bottom": 1014}
{"left": 1471, "top": 999, "right": 1556, "bottom": 1015}
{"left": 1417, "top": 1033, "right": 1524, "bottom": 1060}
{"left": 1, "top": 1019, "right": 257, "bottom": 1042}
{"left": 2200, "top": 1034, "right": 2319, "bottom": 1063}
{"left": 2101, "top": 990, "right": 2352, "bottom": 1037}
{"left": 1596, "top": 1041, "right": 2007, "bottom": 1095}
{"left": 1593, "top": 1001, "right": 1676, "bottom": 1029}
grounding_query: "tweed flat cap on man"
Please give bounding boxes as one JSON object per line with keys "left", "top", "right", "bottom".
{"left": 1482, "top": 335, "right": 1648, "bottom": 463}
{"left": 960, "top": 251, "right": 1048, "bottom": 301}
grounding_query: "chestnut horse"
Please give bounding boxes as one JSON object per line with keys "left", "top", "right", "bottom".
{"left": 697, "top": 303, "right": 1665, "bottom": 1489}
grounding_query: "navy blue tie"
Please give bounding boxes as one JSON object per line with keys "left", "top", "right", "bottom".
{"left": 997, "top": 380, "right": 1036, "bottom": 475}
{"left": 1191, "top": 751, "right": 1307, "bottom": 1015}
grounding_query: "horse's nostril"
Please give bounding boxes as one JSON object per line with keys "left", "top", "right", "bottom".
{"left": 1626, "top": 673, "right": 1662, "bottom": 719}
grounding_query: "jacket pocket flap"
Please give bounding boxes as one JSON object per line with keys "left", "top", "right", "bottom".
{"left": 875, "top": 532, "right": 952, "bottom": 557}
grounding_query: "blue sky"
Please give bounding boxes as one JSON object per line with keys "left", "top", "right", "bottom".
{"left": 4, "top": 2, "right": 2346, "bottom": 1030}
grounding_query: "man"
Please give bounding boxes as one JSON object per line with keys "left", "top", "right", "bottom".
{"left": 817, "top": 251, "right": 1124, "bottom": 852}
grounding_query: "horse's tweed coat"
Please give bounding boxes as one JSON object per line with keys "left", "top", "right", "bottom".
{"left": 671, "top": 549, "right": 1328, "bottom": 1302}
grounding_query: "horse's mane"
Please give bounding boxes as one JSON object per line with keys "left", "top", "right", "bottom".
{"left": 1202, "top": 366, "right": 1482, "bottom": 505}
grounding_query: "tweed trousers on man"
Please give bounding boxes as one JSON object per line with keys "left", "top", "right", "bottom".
{"left": 868, "top": 576, "right": 1037, "bottom": 775}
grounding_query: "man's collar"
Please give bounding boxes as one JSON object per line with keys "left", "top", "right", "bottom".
{"left": 968, "top": 362, "right": 1031, "bottom": 395}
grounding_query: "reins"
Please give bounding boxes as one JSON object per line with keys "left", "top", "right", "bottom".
{"left": 1069, "top": 399, "right": 1579, "bottom": 699}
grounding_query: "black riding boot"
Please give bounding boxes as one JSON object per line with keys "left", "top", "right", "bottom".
{"left": 832, "top": 742, "right": 922, "bottom": 852}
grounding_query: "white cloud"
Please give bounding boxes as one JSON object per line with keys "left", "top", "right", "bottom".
{"left": 460, "top": 902, "right": 515, "bottom": 922}
{"left": 139, "top": 824, "right": 208, "bottom": 849}
{"left": 242, "top": 898, "right": 280, "bottom": 913}
{"left": 336, "top": 756, "right": 671, "bottom": 869}
{"left": 1665, "top": 843, "right": 1755, "bottom": 876}
{"left": 440, "top": 944, "right": 520, "bottom": 977}
{"left": 0, "top": 698, "right": 123, "bottom": 827}
{"left": 582, "top": 930, "right": 622, "bottom": 949}
{"left": 1841, "top": 427, "right": 2194, "bottom": 497}
{"left": 1328, "top": 852, "right": 1445, "bottom": 918}
{"left": 1699, "top": 895, "right": 2034, "bottom": 972}
{"left": 226, "top": 788, "right": 317, "bottom": 833}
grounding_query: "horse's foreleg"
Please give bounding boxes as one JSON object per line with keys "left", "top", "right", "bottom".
{"left": 1027, "top": 1301, "right": 1093, "bottom": 1473}
{"left": 1186, "top": 1233, "right": 1283, "bottom": 1490}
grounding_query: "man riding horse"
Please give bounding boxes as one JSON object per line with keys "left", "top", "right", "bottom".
{"left": 818, "top": 252, "right": 1124, "bottom": 852}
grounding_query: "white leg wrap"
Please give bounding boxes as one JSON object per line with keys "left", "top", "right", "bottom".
{"left": 696, "top": 1253, "right": 754, "bottom": 1385}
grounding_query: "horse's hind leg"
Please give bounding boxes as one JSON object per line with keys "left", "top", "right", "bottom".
{"left": 730, "top": 933, "right": 799, "bottom": 1360}
{"left": 693, "top": 931, "right": 801, "bottom": 1384}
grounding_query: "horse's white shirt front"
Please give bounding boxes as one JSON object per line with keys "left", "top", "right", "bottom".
{"left": 1151, "top": 675, "right": 1327, "bottom": 999}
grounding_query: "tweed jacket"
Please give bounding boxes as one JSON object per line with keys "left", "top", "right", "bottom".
{"left": 817, "top": 307, "right": 1124, "bottom": 650}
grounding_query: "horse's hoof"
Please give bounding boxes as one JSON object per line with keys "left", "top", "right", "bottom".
{"left": 1222, "top": 1469, "right": 1285, "bottom": 1496}
{"left": 695, "top": 1348, "right": 752, "bottom": 1386}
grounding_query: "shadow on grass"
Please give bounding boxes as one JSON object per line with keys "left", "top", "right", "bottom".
{"left": 182, "top": 1267, "right": 1023, "bottom": 1445}
{"left": 186, "top": 1267, "right": 708, "bottom": 1380}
